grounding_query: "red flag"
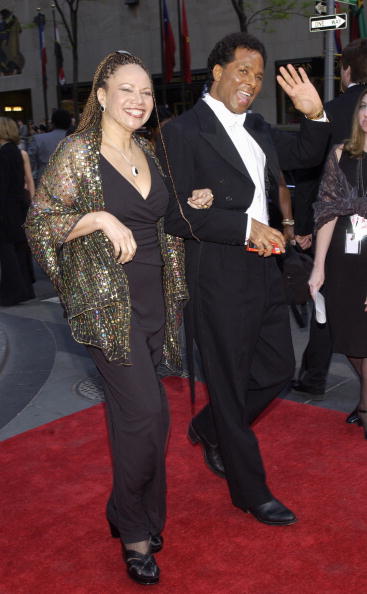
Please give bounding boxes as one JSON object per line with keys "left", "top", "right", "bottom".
{"left": 181, "top": 0, "right": 191, "bottom": 83}
{"left": 54, "top": 22, "right": 65, "bottom": 85}
{"left": 163, "top": 0, "right": 176, "bottom": 82}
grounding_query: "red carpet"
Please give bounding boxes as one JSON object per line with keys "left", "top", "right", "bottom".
{"left": 0, "top": 377, "right": 366, "bottom": 593}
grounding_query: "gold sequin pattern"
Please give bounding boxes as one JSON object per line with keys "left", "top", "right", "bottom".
{"left": 25, "top": 126, "right": 188, "bottom": 370}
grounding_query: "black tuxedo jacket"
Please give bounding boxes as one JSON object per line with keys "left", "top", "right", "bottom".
{"left": 159, "top": 99, "right": 331, "bottom": 248}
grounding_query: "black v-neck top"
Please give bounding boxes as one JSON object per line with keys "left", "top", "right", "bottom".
{"left": 100, "top": 154, "right": 169, "bottom": 266}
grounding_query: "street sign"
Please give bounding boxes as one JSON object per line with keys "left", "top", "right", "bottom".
{"left": 309, "top": 13, "right": 348, "bottom": 32}
{"left": 314, "top": 1, "right": 327, "bottom": 15}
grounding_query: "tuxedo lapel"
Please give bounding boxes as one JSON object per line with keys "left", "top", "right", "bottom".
{"left": 194, "top": 100, "right": 253, "bottom": 181}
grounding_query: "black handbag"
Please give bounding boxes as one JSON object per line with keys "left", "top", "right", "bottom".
{"left": 280, "top": 244, "right": 313, "bottom": 306}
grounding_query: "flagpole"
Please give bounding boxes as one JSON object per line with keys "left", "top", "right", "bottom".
{"left": 158, "top": 0, "right": 167, "bottom": 104}
{"left": 51, "top": 5, "right": 61, "bottom": 108}
{"left": 34, "top": 8, "right": 49, "bottom": 125}
{"left": 177, "top": 0, "right": 185, "bottom": 110}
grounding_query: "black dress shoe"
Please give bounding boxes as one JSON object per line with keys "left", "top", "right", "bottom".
{"left": 125, "top": 550, "right": 160, "bottom": 585}
{"left": 247, "top": 498, "right": 297, "bottom": 526}
{"left": 292, "top": 380, "right": 326, "bottom": 400}
{"left": 188, "top": 422, "right": 225, "bottom": 478}
{"left": 108, "top": 521, "right": 163, "bottom": 554}
{"left": 345, "top": 407, "right": 362, "bottom": 425}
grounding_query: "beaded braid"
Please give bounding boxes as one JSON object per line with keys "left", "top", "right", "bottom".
{"left": 77, "top": 51, "right": 152, "bottom": 133}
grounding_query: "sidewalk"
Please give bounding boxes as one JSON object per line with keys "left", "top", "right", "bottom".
{"left": 0, "top": 265, "right": 360, "bottom": 441}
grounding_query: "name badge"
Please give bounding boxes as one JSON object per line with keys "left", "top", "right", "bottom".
{"left": 345, "top": 233, "right": 361, "bottom": 255}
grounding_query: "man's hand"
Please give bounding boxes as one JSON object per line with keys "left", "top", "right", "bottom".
{"left": 249, "top": 219, "right": 286, "bottom": 257}
{"left": 276, "top": 65, "right": 323, "bottom": 118}
{"left": 295, "top": 234, "right": 312, "bottom": 250}
{"left": 187, "top": 188, "right": 214, "bottom": 210}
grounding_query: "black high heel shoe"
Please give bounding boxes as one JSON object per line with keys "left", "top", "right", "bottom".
{"left": 345, "top": 407, "right": 362, "bottom": 425}
{"left": 125, "top": 549, "right": 160, "bottom": 585}
{"left": 358, "top": 409, "right": 367, "bottom": 439}
{"left": 108, "top": 520, "right": 163, "bottom": 553}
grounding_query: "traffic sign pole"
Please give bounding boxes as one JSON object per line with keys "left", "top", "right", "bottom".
{"left": 324, "top": 0, "right": 335, "bottom": 102}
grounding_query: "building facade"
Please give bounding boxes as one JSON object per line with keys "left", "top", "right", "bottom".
{"left": 0, "top": 0, "right": 354, "bottom": 126}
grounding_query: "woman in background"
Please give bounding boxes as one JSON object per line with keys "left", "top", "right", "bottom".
{"left": 0, "top": 116, "right": 34, "bottom": 306}
{"left": 309, "top": 89, "right": 367, "bottom": 438}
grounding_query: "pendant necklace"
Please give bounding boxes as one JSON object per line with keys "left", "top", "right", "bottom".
{"left": 104, "top": 137, "right": 139, "bottom": 177}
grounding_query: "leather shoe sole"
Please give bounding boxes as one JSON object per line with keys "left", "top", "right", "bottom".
{"left": 247, "top": 498, "right": 297, "bottom": 526}
{"left": 188, "top": 422, "right": 225, "bottom": 478}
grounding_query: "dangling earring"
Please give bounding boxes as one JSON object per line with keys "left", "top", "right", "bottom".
{"left": 100, "top": 104, "right": 105, "bottom": 112}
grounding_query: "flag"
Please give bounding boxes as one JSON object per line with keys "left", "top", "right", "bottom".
{"left": 350, "top": 0, "right": 367, "bottom": 41}
{"left": 162, "top": 0, "right": 176, "bottom": 82}
{"left": 334, "top": 3, "right": 342, "bottom": 53}
{"left": 181, "top": 0, "right": 191, "bottom": 83}
{"left": 54, "top": 22, "right": 65, "bottom": 85}
{"left": 37, "top": 14, "right": 47, "bottom": 88}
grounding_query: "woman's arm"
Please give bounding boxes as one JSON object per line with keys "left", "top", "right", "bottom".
{"left": 21, "top": 149, "right": 35, "bottom": 199}
{"left": 308, "top": 217, "right": 337, "bottom": 298}
{"left": 65, "top": 211, "right": 137, "bottom": 264}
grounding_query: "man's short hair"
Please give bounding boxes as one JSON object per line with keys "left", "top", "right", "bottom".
{"left": 207, "top": 32, "right": 267, "bottom": 83}
{"left": 51, "top": 109, "right": 72, "bottom": 130}
{"left": 341, "top": 38, "right": 367, "bottom": 84}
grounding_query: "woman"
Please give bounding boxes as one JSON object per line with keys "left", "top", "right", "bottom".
{"left": 25, "top": 51, "right": 212, "bottom": 586}
{"left": 0, "top": 116, "right": 34, "bottom": 306}
{"left": 309, "top": 89, "right": 367, "bottom": 438}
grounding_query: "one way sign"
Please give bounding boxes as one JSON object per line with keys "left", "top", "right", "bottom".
{"left": 309, "top": 13, "right": 348, "bottom": 31}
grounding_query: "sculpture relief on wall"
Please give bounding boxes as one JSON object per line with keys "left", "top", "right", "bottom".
{"left": 0, "top": 9, "right": 24, "bottom": 75}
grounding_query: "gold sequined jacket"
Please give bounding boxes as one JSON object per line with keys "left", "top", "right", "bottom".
{"left": 25, "top": 126, "right": 188, "bottom": 371}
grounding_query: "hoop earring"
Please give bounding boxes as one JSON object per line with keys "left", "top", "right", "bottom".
{"left": 100, "top": 104, "right": 105, "bottom": 112}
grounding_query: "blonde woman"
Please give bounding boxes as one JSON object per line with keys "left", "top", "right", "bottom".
{"left": 0, "top": 116, "right": 34, "bottom": 306}
{"left": 309, "top": 89, "right": 367, "bottom": 438}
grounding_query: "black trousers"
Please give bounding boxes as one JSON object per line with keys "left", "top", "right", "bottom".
{"left": 191, "top": 247, "right": 295, "bottom": 509}
{"left": 297, "top": 303, "right": 333, "bottom": 391}
{"left": 87, "top": 263, "right": 168, "bottom": 545}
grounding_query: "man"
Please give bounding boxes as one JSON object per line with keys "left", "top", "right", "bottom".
{"left": 158, "top": 32, "right": 331, "bottom": 526}
{"left": 33, "top": 109, "right": 72, "bottom": 185}
{"left": 292, "top": 38, "right": 367, "bottom": 400}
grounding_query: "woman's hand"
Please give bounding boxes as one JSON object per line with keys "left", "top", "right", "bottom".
{"left": 295, "top": 234, "right": 312, "bottom": 250}
{"left": 308, "top": 264, "right": 324, "bottom": 299}
{"left": 187, "top": 188, "right": 214, "bottom": 210}
{"left": 97, "top": 211, "right": 137, "bottom": 264}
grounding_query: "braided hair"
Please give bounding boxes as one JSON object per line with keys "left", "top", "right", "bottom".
{"left": 77, "top": 51, "right": 151, "bottom": 133}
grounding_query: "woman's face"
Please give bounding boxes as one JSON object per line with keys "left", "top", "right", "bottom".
{"left": 98, "top": 64, "right": 153, "bottom": 133}
{"left": 359, "top": 93, "right": 367, "bottom": 136}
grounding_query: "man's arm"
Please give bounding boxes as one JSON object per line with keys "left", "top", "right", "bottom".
{"left": 158, "top": 123, "right": 248, "bottom": 245}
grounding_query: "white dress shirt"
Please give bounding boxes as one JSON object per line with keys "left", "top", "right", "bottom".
{"left": 203, "top": 92, "right": 268, "bottom": 240}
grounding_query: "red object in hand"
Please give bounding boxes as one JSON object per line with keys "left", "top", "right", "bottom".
{"left": 246, "top": 241, "right": 282, "bottom": 254}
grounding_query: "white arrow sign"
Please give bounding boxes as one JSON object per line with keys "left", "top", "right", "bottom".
{"left": 309, "top": 13, "right": 347, "bottom": 31}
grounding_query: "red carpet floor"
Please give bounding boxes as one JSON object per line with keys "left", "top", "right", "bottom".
{"left": 0, "top": 377, "right": 366, "bottom": 594}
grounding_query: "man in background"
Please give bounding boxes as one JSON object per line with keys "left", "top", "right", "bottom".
{"left": 33, "top": 109, "right": 72, "bottom": 185}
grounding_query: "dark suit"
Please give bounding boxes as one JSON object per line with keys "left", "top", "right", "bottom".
{"left": 293, "top": 84, "right": 367, "bottom": 392}
{"left": 159, "top": 99, "right": 330, "bottom": 509}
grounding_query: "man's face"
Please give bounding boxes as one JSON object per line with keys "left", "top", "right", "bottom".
{"left": 210, "top": 47, "right": 264, "bottom": 114}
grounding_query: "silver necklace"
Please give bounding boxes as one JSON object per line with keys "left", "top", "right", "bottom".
{"left": 104, "top": 138, "right": 139, "bottom": 177}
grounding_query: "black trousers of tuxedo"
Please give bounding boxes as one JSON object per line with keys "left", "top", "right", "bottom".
{"left": 190, "top": 245, "right": 295, "bottom": 510}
